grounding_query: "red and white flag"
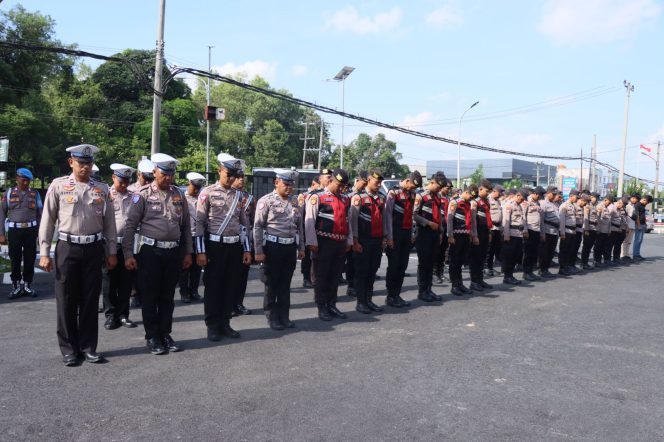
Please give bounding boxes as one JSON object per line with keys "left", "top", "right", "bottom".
{"left": 640, "top": 144, "right": 652, "bottom": 153}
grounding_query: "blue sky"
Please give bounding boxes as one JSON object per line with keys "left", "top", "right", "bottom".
{"left": 3, "top": 0, "right": 663, "bottom": 180}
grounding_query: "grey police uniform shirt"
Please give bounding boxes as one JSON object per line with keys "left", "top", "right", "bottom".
{"left": 596, "top": 203, "right": 611, "bottom": 234}
{"left": 539, "top": 199, "right": 560, "bottom": 236}
{"left": 121, "top": 182, "right": 193, "bottom": 258}
{"left": 524, "top": 199, "right": 541, "bottom": 233}
{"left": 558, "top": 201, "right": 576, "bottom": 236}
{"left": 502, "top": 199, "right": 524, "bottom": 240}
{"left": 253, "top": 190, "right": 304, "bottom": 255}
{"left": 185, "top": 192, "right": 198, "bottom": 236}
{"left": 0, "top": 187, "right": 43, "bottom": 235}
{"left": 608, "top": 204, "right": 622, "bottom": 233}
{"left": 488, "top": 195, "right": 502, "bottom": 232}
{"left": 39, "top": 174, "right": 117, "bottom": 257}
{"left": 585, "top": 201, "right": 599, "bottom": 231}
{"left": 574, "top": 203, "right": 585, "bottom": 233}
{"left": 194, "top": 183, "right": 251, "bottom": 252}
{"left": 110, "top": 186, "right": 132, "bottom": 242}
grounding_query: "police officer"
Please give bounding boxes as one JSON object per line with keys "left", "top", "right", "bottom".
{"left": 470, "top": 180, "right": 495, "bottom": 291}
{"left": 486, "top": 184, "right": 504, "bottom": 277}
{"left": 178, "top": 172, "right": 206, "bottom": 303}
{"left": 571, "top": 193, "right": 588, "bottom": 271}
{"left": 558, "top": 189, "right": 579, "bottom": 275}
{"left": 0, "top": 168, "right": 42, "bottom": 299}
{"left": 413, "top": 172, "right": 446, "bottom": 302}
{"left": 232, "top": 169, "right": 255, "bottom": 316}
{"left": 299, "top": 169, "right": 331, "bottom": 288}
{"left": 102, "top": 163, "right": 137, "bottom": 330}
{"left": 522, "top": 186, "right": 544, "bottom": 281}
{"left": 305, "top": 169, "right": 353, "bottom": 321}
{"left": 433, "top": 178, "right": 452, "bottom": 284}
{"left": 581, "top": 192, "right": 600, "bottom": 269}
{"left": 384, "top": 171, "right": 422, "bottom": 307}
{"left": 501, "top": 189, "right": 526, "bottom": 284}
{"left": 39, "top": 144, "right": 117, "bottom": 366}
{"left": 123, "top": 153, "right": 193, "bottom": 355}
{"left": 608, "top": 197, "right": 624, "bottom": 264}
{"left": 611, "top": 197, "right": 628, "bottom": 264}
{"left": 447, "top": 186, "right": 476, "bottom": 295}
{"left": 538, "top": 186, "right": 560, "bottom": 278}
{"left": 345, "top": 171, "right": 368, "bottom": 297}
{"left": 594, "top": 195, "right": 613, "bottom": 267}
{"left": 254, "top": 169, "right": 304, "bottom": 330}
{"left": 195, "top": 153, "right": 252, "bottom": 341}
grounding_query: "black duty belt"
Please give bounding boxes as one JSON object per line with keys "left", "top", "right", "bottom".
{"left": 543, "top": 220, "right": 558, "bottom": 227}
{"left": 509, "top": 224, "right": 523, "bottom": 231}
{"left": 589, "top": 221, "right": 597, "bottom": 225}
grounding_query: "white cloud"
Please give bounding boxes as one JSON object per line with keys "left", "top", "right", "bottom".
{"left": 537, "top": 0, "right": 660, "bottom": 45}
{"left": 425, "top": 4, "right": 463, "bottom": 29}
{"left": 291, "top": 64, "right": 309, "bottom": 77}
{"left": 647, "top": 124, "right": 664, "bottom": 143}
{"left": 400, "top": 111, "right": 437, "bottom": 128}
{"left": 213, "top": 60, "right": 278, "bottom": 82}
{"left": 324, "top": 6, "right": 403, "bottom": 34}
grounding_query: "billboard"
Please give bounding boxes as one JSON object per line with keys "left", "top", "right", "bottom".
{"left": 562, "top": 177, "right": 577, "bottom": 198}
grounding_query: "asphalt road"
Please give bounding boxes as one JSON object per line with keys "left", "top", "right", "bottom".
{"left": 1, "top": 236, "right": 664, "bottom": 441}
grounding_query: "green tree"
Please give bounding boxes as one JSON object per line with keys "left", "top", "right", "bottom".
{"left": 624, "top": 177, "right": 649, "bottom": 197}
{"left": 468, "top": 164, "right": 485, "bottom": 185}
{"left": 502, "top": 178, "right": 523, "bottom": 189}
{"left": 328, "top": 133, "right": 409, "bottom": 177}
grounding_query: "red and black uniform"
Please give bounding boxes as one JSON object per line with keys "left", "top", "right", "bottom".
{"left": 470, "top": 196, "right": 493, "bottom": 283}
{"left": 350, "top": 191, "right": 385, "bottom": 307}
{"left": 299, "top": 188, "right": 321, "bottom": 284}
{"left": 434, "top": 195, "right": 449, "bottom": 280}
{"left": 414, "top": 190, "right": 442, "bottom": 295}
{"left": 384, "top": 186, "right": 416, "bottom": 300}
{"left": 447, "top": 198, "right": 474, "bottom": 286}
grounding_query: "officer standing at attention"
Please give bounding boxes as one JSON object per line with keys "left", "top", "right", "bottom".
{"left": 349, "top": 170, "right": 386, "bottom": 313}
{"left": 522, "top": 186, "right": 544, "bottom": 281}
{"left": 102, "top": 163, "right": 137, "bottom": 330}
{"left": 538, "top": 186, "right": 560, "bottom": 278}
{"left": 447, "top": 186, "right": 476, "bottom": 295}
{"left": 254, "top": 169, "right": 304, "bottom": 330}
{"left": 232, "top": 169, "right": 255, "bottom": 316}
{"left": 345, "top": 171, "right": 368, "bottom": 298}
{"left": 384, "top": 171, "right": 422, "bottom": 308}
{"left": 594, "top": 195, "right": 613, "bottom": 267}
{"left": 195, "top": 153, "right": 252, "bottom": 341}
{"left": 305, "top": 169, "right": 353, "bottom": 321}
{"left": 299, "top": 169, "right": 331, "bottom": 288}
{"left": 581, "top": 192, "right": 600, "bottom": 269}
{"left": 571, "top": 193, "right": 588, "bottom": 271}
{"left": 501, "top": 189, "right": 526, "bottom": 285}
{"left": 0, "top": 168, "right": 42, "bottom": 299}
{"left": 485, "top": 184, "right": 504, "bottom": 277}
{"left": 123, "top": 153, "right": 193, "bottom": 355}
{"left": 39, "top": 144, "right": 117, "bottom": 366}
{"left": 469, "top": 180, "right": 495, "bottom": 291}
{"left": 413, "top": 172, "right": 445, "bottom": 302}
{"left": 558, "top": 190, "right": 579, "bottom": 275}
{"left": 178, "top": 172, "right": 206, "bottom": 303}
{"left": 433, "top": 178, "right": 452, "bottom": 284}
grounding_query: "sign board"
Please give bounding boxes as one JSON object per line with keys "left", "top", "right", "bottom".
{"left": 0, "top": 138, "right": 8, "bottom": 162}
{"left": 562, "top": 177, "right": 577, "bottom": 198}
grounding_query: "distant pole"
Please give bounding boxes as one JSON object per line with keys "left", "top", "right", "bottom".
{"left": 317, "top": 118, "right": 324, "bottom": 170}
{"left": 456, "top": 100, "right": 479, "bottom": 188}
{"left": 205, "top": 45, "right": 213, "bottom": 182}
{"left": 590, "top": 134, "right": 597, "bottom": 192}
{"left": 580, "top": 148, "right": 583, "bottom": 190}
{"left": 300, "top": 121, "right": 315, "bottom": 168}
{"left": 150, "top": 0, "right": 166, "bottom": 155}
{"left": 617, "top": 80, "right": 634, "bottom": 197}
{"left": 656, "top": 141, "right": 661, "bottom": 201}
{"left": 536, "top": 162, "right": 540, "bottom": 187}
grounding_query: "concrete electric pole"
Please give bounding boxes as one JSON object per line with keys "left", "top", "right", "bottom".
{"left": 617, "top": 80, "right": 634, "bottom": 197}
{"left": 150, "top": 0, "right": 166, "bottom": 155}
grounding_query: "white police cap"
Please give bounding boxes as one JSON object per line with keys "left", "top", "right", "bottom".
{"left": 274, "top": 168, "right": 297, "bottom": 183}
{"left": 110, "top": 163, "right": 135, "bottom": 179}
{"left": 186, "top": 172, "right": 206, "bottom": 185}
{"left": 66, "top": 144, "right": 98, "bottom": 160}
{"left": 217, "top": 152, "right": 244, "bottom": 171}
{"left": 138, "top": 159, "right": 155, "bottom": 175}
{"left": 151, "top": 153, "right": 179, "bottom": 174}
{"left": 92, "top": 164, "right": 100, "bottom": 172}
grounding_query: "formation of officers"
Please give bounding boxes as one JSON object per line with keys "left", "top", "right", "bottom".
{"left": 2, "top": 143, "right": 652, "bottom": 366}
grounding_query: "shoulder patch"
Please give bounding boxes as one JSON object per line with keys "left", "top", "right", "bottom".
{"left": 309, "top": 194, "right": 319, "bottom": 205}
{"left": 132, "top": 194, "right": 140, "bottom": 204}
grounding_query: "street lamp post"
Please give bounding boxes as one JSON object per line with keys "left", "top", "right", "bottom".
{"left": 330, "top": 66, "right": 354, "bottom": 169}
{"left": 617, "top": 80, "right": 635, "bottom": 197}
{"left": 456, "top": 101, "right": 479, "bottom": 188}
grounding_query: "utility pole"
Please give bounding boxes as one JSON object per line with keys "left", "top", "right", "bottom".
{"left": 205, "top": 45, "right": 214, "bottom": 182}
{"left": 300, "top": 121, "right": 315, "bottom": 168}
{"left": 617, "top": 80, "right": 635, "bottom": 197}
{"left": 656, "top": 141, "right": 661, "bottom": 202}
{"left": 150, "top": 0, "right": 166, "bottom": 155}
{"left": 590, "top": 134, "right": 597, "bottom": 193}
{"left": 580, "top": 148, "right": 583, "bottom": 190}
{"left": 317, "top": 118, "right": 324, "bottom": 170}
{"left": 535, "top": 162, "right": 540, "bottom": 187}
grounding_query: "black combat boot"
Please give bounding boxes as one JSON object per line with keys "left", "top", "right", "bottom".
{"left": 427, "top": 285, "right": 443, "bottom": 301}
{"left": 470, "top": 281, "right": 484, "bottom": 292}
{"left": 8, "top": 281, "right": 21, "bottom": 300}
{"left": 450, "top": 282, "right": 464, "bottom": 296}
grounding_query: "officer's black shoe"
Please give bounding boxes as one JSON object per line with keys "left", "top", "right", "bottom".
{"left": 385, "top": 296, "right": 402, "bottom": 308}
{"left": 180, "top": 294, "right": 192, "bottom": 304}
{"left": 451, "top": 285, "right": 465, "bottom": 296}
{"left": 8, "top": 282, "right": 21, "bottom": 300}
{"left": 367, "top": 299, "right": 384, "bottom": 312}
{"left": 328, "top": 304, "right": 347, "bottom": 319}
{"left": 459, "top": 284, "right": 473, "bottom": 294}
{"left": 104, "top": 317, "right": 121, "bottom": 330}
{"left": 594, "top": 261, "right": 605, "bottom": 268}
{"left": 163, "top": 335, "right": 182, "bottom": 352}
{"left": 557, "top": 267, "right": 570, "bottom": 276}
{"left": 147, "top": 338, "right": 168, "bottom": 355}
{"left": 130, "top": 297, "right": 141, "bottom": 308}
{"left": 120, "top": 317, "right": 137, "bottom": 328}
{"left": 62, "top": 353, "right": 80, "bottom": 367}
{"left": 417, "top": 291, "right": 434, "bottom": 302}
{"left": 569, "top": 265, "right": 581, "bottom": 274}
{"left": 234, "top": 304, "right": 252, "bottom": 316}
{"left": 523, "top": 272, "right": 538, "bottom": 282}
{"left": 207, "top": 328, "right": 222, "bottom": 342}
{"left": 220, "top": 323, "right": 240, "bottom": 339}
{"left": 317, "top": 304, "right": 333, "bottom": 321}
{"left": 303, "top": 279, "right": 314, "bottom": 288}
{"left": 427, "top": 288, "right": 443, "bottom": 302}
{"left": 22, "top": 283, "right": 36, "bottom": 297}
{"left": 479, "top": 280, "right": 494, "bottom": 289}
{"left": 191, "top": 292, "right": 203, "bottom": 301}
{"left": 395, "top": 295, "right": 411, "bottom": 307}
{"left": 269, "top": 318, "right": 285, "bottom": 330}
{"left": 539, "top": 270, "right": 555, "bottom": 278}
{"left": 582, "top": 263, "right": 593, "bottom": 270}
{"left": 281, "top": 316, "right": 295, "bottom": 328}
{"left": 470, "top": 282, "right": 484, "bottom": 292}
{"left": 621, "top": 256, "right": 632, "bottom": 263}
{"left": 346, "top": 287, "right": 357, "bottom": 297}
{"left": 84, "top": 351, "right": 105, "bottom": 363}
{"left": 503, "top": 276, "right": 522, "bottom": 285}
{"left": 484, "top": 268, "right": 495, "bottom": 277}
{"left": 356, "top": 302, "right": 371, "bottom": 314}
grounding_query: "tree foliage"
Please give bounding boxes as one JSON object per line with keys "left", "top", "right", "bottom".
{"left": 327, "top": 133, "right": 410, "bottom": 178}
{"left": 468, "top": 164, "right": 485, "bottom": 185}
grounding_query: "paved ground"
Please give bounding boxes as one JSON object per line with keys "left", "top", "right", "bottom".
{"left": 1, "top": 236, "right": 664, "bottom": 441}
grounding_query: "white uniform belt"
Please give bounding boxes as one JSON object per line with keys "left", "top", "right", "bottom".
{"left": 265, "top": 234, "right": 296, "bottom": 245}
{"left": 117, "top": 236, "right": 124, "bottom": 243}
{"left": 8, "top": 221, "right": 37, "bottom": 228}
{"left": 140, "top": 235, "right": 179, "bottom": 249}
{"left": 59, "top": 232, "right": 102, "bottom": 244}
{"left": 209, "top": 234, "right": 240, "bottom": 243}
